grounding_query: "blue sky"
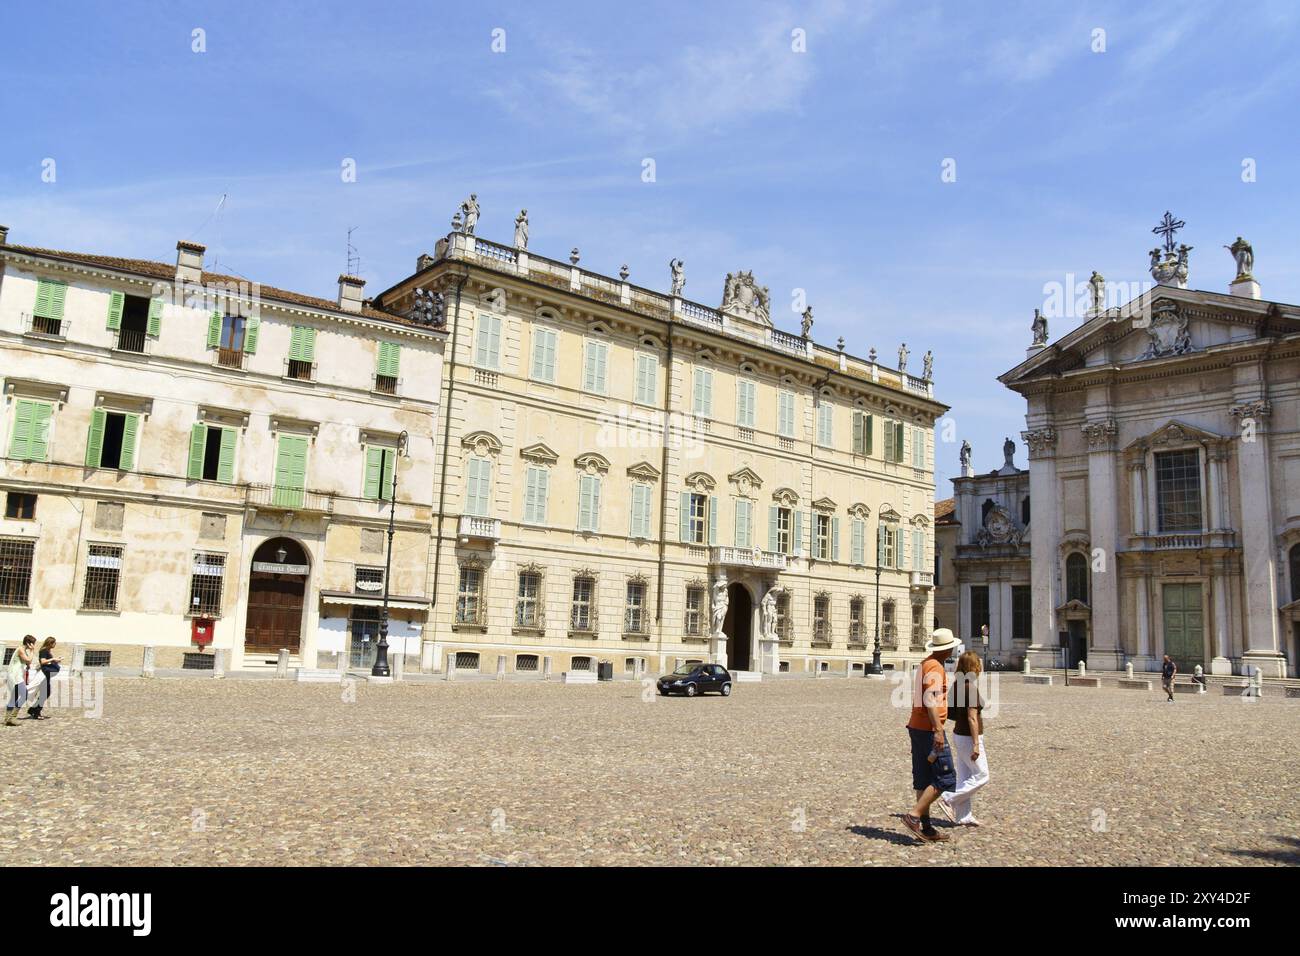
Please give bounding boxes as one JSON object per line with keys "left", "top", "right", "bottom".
{"left": 4, "top": 1, "right": 1300, "bottom": 492}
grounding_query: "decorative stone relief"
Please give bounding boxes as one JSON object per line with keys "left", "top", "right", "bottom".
{"left": 1082, "top": 419, "right": 1119, "bottom": 448}
{"left": 1139, "top": 300, "right": 1192, "bottom": 359}
{"left": 1021, "top": 427, "right": 1058, "bottom": 458}
{"left": 720, "top": 270, "right": 771, "bottom": 325}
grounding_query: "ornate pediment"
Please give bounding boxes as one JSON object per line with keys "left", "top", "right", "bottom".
{"left": 1128, "top": 420, "right": 1225, "bottom": 451}
{"left": 461, "top": 430, "right": 502, "bottom": 456}
{"left": 848, "top": 502, "right": 871, "bottom": 519}
{"left": 627, "top": 460, "right": 661, "bottom": 482}
{"left": 574, "top": 452, "right": 611, "bottom": 474}
{"left": 772, "top": 487, "right": 800, "bottom": 507}
{"left": 719, "top": 270, "right": 772, "bottom": 326}
{"left": 519, "top": 442, "right": 559, "bottom": 464}
{"left": 727, "top": 467, "right": 764, "bottom": 496}
{"left": 910, "top": 514, "right": 931, "bottom": 528}
{"left": 878, "top": 506, "right": 902, "bottom": 523}
{"left": 812, "top": 496, "right": 838, "bottom": 512}
{"left": 684, "top": 471, "right": 716, "bottom": 492}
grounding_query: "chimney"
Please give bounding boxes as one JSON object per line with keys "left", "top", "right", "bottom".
{"left": 0, "top": 225, "right": 9, "bottom": 245}
{"left": 338, "top": 274, "right": 366, "bottom": 313}
{"left": 176, "top": 240, "right": 206, "bottom": 283}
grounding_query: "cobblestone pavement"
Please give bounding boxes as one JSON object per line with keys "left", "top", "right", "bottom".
{"left": 1, "top": 675, "right": 1295, "bottom": 866}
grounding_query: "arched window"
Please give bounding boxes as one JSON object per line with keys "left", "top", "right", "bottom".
{"left": 1066, "top": 552, "right": 1089, "bottom": 604}
{"left": 1290, "top": 544, "right": 1300, "bottom": 603}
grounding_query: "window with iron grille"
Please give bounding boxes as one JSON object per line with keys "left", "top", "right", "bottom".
{"left": 188, "top": 552, "right": 225, "bottom": 617}
{"left": 456, "top": 567, "right": 484, "bottom": 625}
{"left": 183, "top": 652, "right": 215, "bottom": 671}
{"left": 515, "top": 654, "right": 539, "bottom": 672}
{"left": 570, "top": 655, "right": 592, "bottom": 672}
{"left": 454, "top": 651, "right": 480, "bottom": 671}
{"left": 624, "top": 580, "right": 647, "bottom": 634}
{"left": 355, "top": 566, "right": 384, "bottom": 593}
{"left": 0, "top": 538, "right": 35, "bottom": 606}
{"left": 881, "top": 599, "right": 897, "bottom": 646}
{"left": 1155, "top": 449, "right": 1202, "bottom": 532}
{"left": 516, "top": 570, "right": 542, "bottom": 628}
{"left": 911, "top": 604, "right": 925, "bottom": 647}
{"left": 684, "top": 586, "right": 704, "bottom": 636}
{"left": 570, "top": 576, "right": 595, "bottom": 632}
{"left": 82, "top": 544, "right": 124, "bottom": 611}
{"left": 849, "top": 598, "right": 864, "bottom": 642}
{"left": 83, "top": 650, "right": 112, "bottom": 667}
{"left": 813, "top": 594, "right": 830, "bottom": 642}
{"left": 5, "top": 493, "right": 36, "bottom": 520}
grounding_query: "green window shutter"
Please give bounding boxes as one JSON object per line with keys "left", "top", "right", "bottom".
{"left": 28, "top": 403, "right": 51, "bottom": 461}
{"left": 48, "top": 281, "right": 67, "bottom": 319}
{"left": 34, "top": 281, "right": 53, "bottom": 318}
{"left": 85, "top": 408, "right": 107, "bottom": 467}
{"left": 851, "top": 518, "right": 864, "bottom": 565}
{"left": 590, "top": 477, "right": 601, "bottom": 532}
{"left": 35, "top": 280, "right": 68, "bottom": 320}
{"left": 9, "top": 400, "right": 33, "bottom": 459}
{"left": 578, "top": 476, "right": 593, "bottom": 531}
{"left": 679, "top": 491, "right": 691, "bottom": 542}
{"left": 832, "top": 517, "right": 840, "bottom": 561}
{"left": 363, "top": 446, "right": 384, "bottom": 499}
{"left": 119, "top": 414, "right": 139, "bottom": 471}
{"left": 147, "top": 298, "right": 163, "bottom": 337}
{"left": 216, "top": 427, "right": 237, "bottom": 483}
{"left": 274, "top": 436, "right": 308, "bottom": 507}
{"left": 768, "top": 505, "right": 779, "bottom": 552}
{"left": 377, "top": 342, "right": 400, "bottom": 378}
{"left": 207, "top": 312, "right": 222, "bottom": 348}
{"left": 792, "top": 510, "right": 803, "bottom": 555}
{"left": 708, "top": 495, "right": 718, "bottom": 546}
{"left": 536, "top": 468, "right": 548, "bottom": 523}
{"left": 187, "top": 423, "right": 207, "bottom": 479}
{"left": 243, "top": 315, "right": 260, "bottom": 354}
{"left": 866, "top": 414, "right": 874, "bottom": 456}
{"left": 877, "top": 523, "right": 886, "bottom": 565}
{"left": 899, "top": 525, "right": 908, "bottom": 569}
{"left": 303, "top": 327, "right": 317, "bottom": 363}
{"left": 290, "top": 326, "right": 316, "bottom": 362}
{"left": 107, "top": 292, "right": 125, "bottom": 330}
{"left": 894, "top": 422, "right": 905, "bottom": 462}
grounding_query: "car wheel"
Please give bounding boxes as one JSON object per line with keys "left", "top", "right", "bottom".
{"left": 720, "top": 682, "right": 732, "bottom": 697}
{"left": 685, "top": 684, "right": 698, "bottom": 697}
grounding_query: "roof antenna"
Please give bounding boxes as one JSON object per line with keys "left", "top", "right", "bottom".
{"left": 346, "top": 226, "right": 360, "bottom": 276}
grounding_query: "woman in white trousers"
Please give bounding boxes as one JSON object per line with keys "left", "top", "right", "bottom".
{"left": 939, "top": 651, "right": 989, "bottom": 826}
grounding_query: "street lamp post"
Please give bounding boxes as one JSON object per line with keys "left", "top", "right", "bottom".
{"left": 869, "top": 562, "right": 883, "bottom": 675}
{"left": 372, "top": 430, "right": 409, "bottom": 679}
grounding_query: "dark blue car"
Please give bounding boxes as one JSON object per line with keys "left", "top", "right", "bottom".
{"left": 657, "top": 662, "right": 732, "bottom": 697}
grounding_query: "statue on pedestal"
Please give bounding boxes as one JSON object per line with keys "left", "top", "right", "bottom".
{"left": 459, "top": 194, "right": 480, "bottom": 235}
{"left": 922, "top": 350, "right": 933, "bottom": 380}
{"left": 761, "top": 586, "right": 785, "bottom": 642}
{"left": 959, "top": 440, "right": 972, "bottom": 473}
{"left": 711, "top": 574, "right": 729, "bottom": 638}
{"left": 1225, "top": 236, "right": 1254, "bottom": 280}
{"left": 669, "top": 258, "right": 685, "bottom": 296}
{"left": 800, "top": 307, "right": 814, "bottom": 338}
{"left": 897, "top": 343, "right": 909, "bottom": 373}
{"left": 513, "top": 209, "right": 529, "bottom": 250}
{"left": 1031, "top": 309, "right": 1048, "bottom": 346}
{"left": 1088, "top": 271, "right": 1105, "bottom": 314}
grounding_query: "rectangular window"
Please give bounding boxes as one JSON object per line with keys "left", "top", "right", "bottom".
{"left": 108, "top": 292, "right": 154, "bottom": 353}
{"left": 8, "top": 399, "right": 53, "bottom": 462}
{"left": 211, "top": 311, "right": 258, "bottom": 368}
{"left": 1155, "top": 449, "right": 1202, "bottom": 532}
{"left": 474, "top": 313, "right": 502, "bottom": 370}
{"left": 456, "top": 567, "right": 484, "bottom": 625}
{"left": 630, "top": 483, "right": 652, "bottom": 539}
{"left": 849, "top": 598, "right": 864, "bottom": 642}
{"left": 777, "top": 391, "right": 796, "bottom": 437}
{"left": 188, "top": 423, "right": 237, "bottom": 483}
{"left": 1012, "top": 585, "right": 1032, "bottom": 643}
{"left": 5, "top": 493, "right": 36, "bottom": 520}
{"left": 578, "top": 474, "right": 602, "bottom": 533}
{"left": 515, "top": 571, "right": 542, "bottom": 628}
{"left": 851, "top": 518, "right": 865, "bottom": 565}
{"left": 817, "top": 402, "right": 833, "bottom": 447}
{"left": 583, "top": 340, "right": 609, "bottom": 394}
{"left": 363, "top": 446, "right": 397, "bottom": 501}
{"left": 684, "top": 492, "right": 707, "bottom": 544}
{"left": 852, "top": 411, "right": 873, "bottom": 456}
{"left": 355, "top": 566, "right": 384, "bottom": 593}
{"left": 375, "top": 342, "right": 401, "bottom": 394}
{"left": 911, "top": 605, "right": 925, "bottom": 648}
{"left": 624, "top": 581, "right": 647, "bottom": 634}
{"left": 272, "top": 435, "right": 309, "bottom": 508}
{"left": 82, "top": 543, "right": 124, "bottom": 611}
{"left": 32, "top": 279, "right": 68, "bottom": 335}
{"left": 523, "top": 465, "right": 550, "bottom": 525}
{"left": 774, "top": 592, "right": 790, "bottom": 642}
{"left": 733, "top": 499, "right": 752, "bottom": 549}
{"left": 912, "top": 529, "right": 924, "bottom": 572}
{"left": 879, "top": 524, "right": 896, "bottom": 567}
{"left": 464, "top": 457, "right": 492, "bottom": 517}
{"left": 188, "top": 552, "right": 225, "bottom": 617}
{"left": 570, "top": 577, "right": 595, "bottom": 632}
{"left": 882, "top": 420, "right": 905, "bottom": 462}
{"left": 970, "top": 585, "right": 990, "bottom": 642}
{"left": 684, "top": 586, "right": 704, "bottom": 636}
{"left": 531, "top": 327, "right": 557, "bottom": 382}
{"left": 774, "top": 507, "right": 792, "bottom": 554}
{"left": 635, "top": 352, "right": 658, "bottom": 405}
{"left": 882, "top": 601, "right": 896, "bottom": 647}
{"left": 736, "top": 380, "right": 756, "bottom": 428}
{"left": 815, "top": 514, "right": 831, "bottom": 560}
{"left": 85, "top": 409, "right": 140, "bottom": 471}
{"left": 693, "top": 367, "right": 713, "bottom": 418}
{"left": 287, "top": 325, "right": 316, "bottom": 380}
{"left": 0, "top": 538, "right": 35, "bottom": 606}
{"left": 912, "top": 427, "right": 926, "bottom": 468}
{"left": 813, "top": 595, "right": 830, "bottom": 643}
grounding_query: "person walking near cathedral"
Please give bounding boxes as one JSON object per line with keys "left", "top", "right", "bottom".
{"left": 901, "top": 629, "right": 958, "bottom": 843}
{"left": 937, "top": 651, "right": 989, "bottom": 826}
{"left": 1161, "top": 655, "right": 1177, "bottom": 703}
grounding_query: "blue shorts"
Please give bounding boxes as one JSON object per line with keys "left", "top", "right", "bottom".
{"left": 908, "top": 727, "right": 957, "bottom": 793}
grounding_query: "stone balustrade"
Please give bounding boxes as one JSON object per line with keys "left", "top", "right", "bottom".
{"left": 711, "top": 546, "right": 787, "bottom": 570}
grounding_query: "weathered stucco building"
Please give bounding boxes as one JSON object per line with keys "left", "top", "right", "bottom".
{"left": 0, "top": 227, "right": 446, "bottom": 671}
{"left": 1001, "top": 231, "right": 1298, "bottom": 677}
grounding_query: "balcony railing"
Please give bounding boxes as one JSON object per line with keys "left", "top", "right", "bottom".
{"left": 247, "top": 483, "right": 334, "bottom": 514}
{"left": 21, "top": 312, "right": 68, "bottom": 339}
{"left": 113, "top": 327, "right": 149, "bottom": 354}
{"left": 1152, "top": 533, "right": 1203, "bottom": 550}
{"left": 458, "top": 515, "right": 501, "bottom": 542}
{"left": 214, "top": 346, "right": 246, "bottom": 370}
{"left": 679, "top": 300, "right": 724, "bottom": 328}
{"left": 910, "top": 570, "right": 934, "bottom": 589}
{"left": 474, "top": 237, "right": 518, "bottom": 265}
{"left": 373, "top": 373, "right": 399, "bottom": 395}
{"left": 769, "top": 327, "right": 809, "bottom": 356}
{"left": 711, "top": 546, "right": 787, "bottom": 571}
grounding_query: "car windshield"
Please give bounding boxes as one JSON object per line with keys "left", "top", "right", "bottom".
{"left": 672, "top": 665, "right": 698, "bottom": 675}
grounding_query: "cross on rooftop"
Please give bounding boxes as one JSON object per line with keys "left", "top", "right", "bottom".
{"left": 1152, "top": 210, "right": 1185, "bottom": 255}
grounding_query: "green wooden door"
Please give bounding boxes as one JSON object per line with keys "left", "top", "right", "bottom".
{"left": 1162, "top": 583, "right": 1205, "bottom": 672}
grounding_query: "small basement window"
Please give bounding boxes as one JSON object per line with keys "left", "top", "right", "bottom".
{"left": 454, "top": 651, "right": 480, "bottom": 671}
{"left": 183, "top": 652, "right": 215, "bottom": 671}
{"left": 83, "top": 650, "right": 112, "bottom": 667}
{"left": 515, "top": 654, "right": 539, "bottom": 672}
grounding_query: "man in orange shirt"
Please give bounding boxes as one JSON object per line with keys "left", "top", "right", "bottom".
{"left": 902, "top": 628, "right": 959, "bottom": 843}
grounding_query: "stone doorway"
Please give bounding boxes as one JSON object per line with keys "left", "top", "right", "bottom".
{"left": 245, "top": 537, "right": 309, "bottom": 654}
{"left": 724, "top": 582, "right": 753, "bottom": 671}
{"left": 1162, "top": 582, "right": 1205, "bottom": 673}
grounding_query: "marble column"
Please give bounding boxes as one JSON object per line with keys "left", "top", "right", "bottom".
{"left": 1231, "top": 401, "right": 1286, "bottom": 677}
{"left": 1126, "top": 449, "right": 1155, "bottom": 670}
{"left": 1022, "top": 427, "right": 1059, "bottom": 668}
{"left": 1135, "top": 574, "right": 1152, "bottom": 664}
{"left": 1083, "top": 418, "right": 1125, "bottom": 671}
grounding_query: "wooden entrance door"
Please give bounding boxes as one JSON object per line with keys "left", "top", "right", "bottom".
{"left": 245, "top": 573, "right": 306, "bottom": 653}
{"left": 1162, "top": 583, "right": 1205, "bottom": 672}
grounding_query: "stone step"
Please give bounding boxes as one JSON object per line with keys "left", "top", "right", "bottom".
{"left": 730, "top": 670, "right": 762, "bottom": 682}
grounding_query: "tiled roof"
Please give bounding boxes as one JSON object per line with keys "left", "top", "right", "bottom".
{"left": 934, "top": 498, "right": 957, "bottom": 523}
{"left": 1, "top": 243, "right": 427, "bottom": 330}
